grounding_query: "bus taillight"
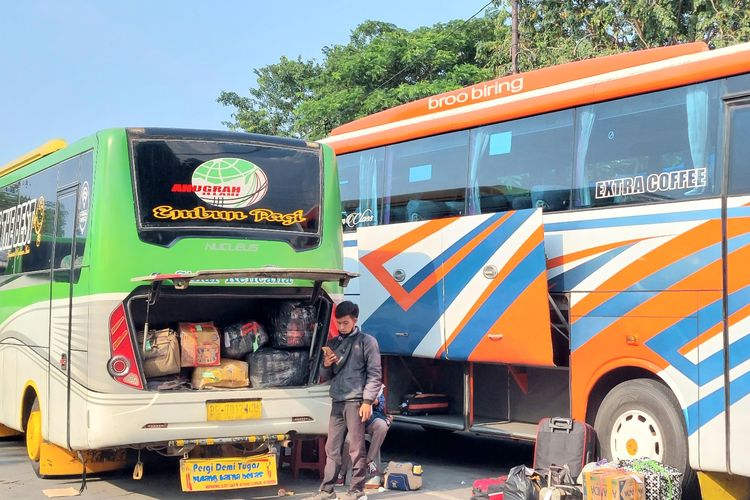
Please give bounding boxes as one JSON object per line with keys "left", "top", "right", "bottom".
{"left": 107, "top": 304, "right": 144, "bottom": 390}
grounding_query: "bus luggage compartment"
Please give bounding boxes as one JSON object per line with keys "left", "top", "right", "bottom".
{"left": 125, "top": 285, "right": 333, "bottom": 393}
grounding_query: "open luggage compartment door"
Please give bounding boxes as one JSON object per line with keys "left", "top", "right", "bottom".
{"left": 132, "top": 267, "right": 357, "bottom": 290}
{"left": 358, "top": 208, "right": 554, "bottom": 366}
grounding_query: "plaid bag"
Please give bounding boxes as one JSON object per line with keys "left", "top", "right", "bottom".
{"left": 617, "top": 458, "right": 682, "bottom": 500}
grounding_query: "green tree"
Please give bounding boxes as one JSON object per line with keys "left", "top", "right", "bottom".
{"left": 219, "top": 16, "right": 499, "bottom": 139}
{"left": 221, "top": 2, "right": 750, "bottom": 138}
{"left": 482, "top": 0, "right": 750, "bottom": 76}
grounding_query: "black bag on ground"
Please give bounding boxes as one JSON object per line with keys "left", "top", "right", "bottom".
{"left": 501, "top": 465, "right": 542, "bottom": 500}
{"left": 533, "top": 417, "right": 597, "bottom": 479}
{"left": 246, "top": 348, "right": 309, "bottom": 387}
{"left": 399, "top": 393, "right": 450, "bottom": 416}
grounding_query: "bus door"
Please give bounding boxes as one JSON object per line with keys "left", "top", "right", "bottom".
{"left": 724, "top": 97, "right": 750, "bottom": 477}
{"left": 47, "top": 184, "right": 79, "bottom": 448}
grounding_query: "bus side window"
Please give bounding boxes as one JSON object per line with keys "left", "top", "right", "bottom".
{"left": 469, "top": 110, "right": 574, "bottom": 214}
{"left": 575, "top": 82, "right": 721, "bottom": 208}
{"left": 727, "top": 103, "right": 750, "bottom": 195}
{"left": 0, "top": 182, "right": 20, "bottom": 276}
{"left": 383, "top": 131, "right": 469, "bottom": 224}
{"left": 339, "top": 148, "right": 384, "bottom": 232}
{"left": 18, "top": 167, "right": 57, "bottom": 274}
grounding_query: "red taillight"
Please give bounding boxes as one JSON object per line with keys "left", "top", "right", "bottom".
{"left": 108, "top": 304, "right": 144, "bottom": 390}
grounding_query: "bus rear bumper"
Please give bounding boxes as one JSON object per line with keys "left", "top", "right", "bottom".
{"left": 83, "top": 386, "right": 331, "bottom": 450}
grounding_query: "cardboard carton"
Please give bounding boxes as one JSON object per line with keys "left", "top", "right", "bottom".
{"left": 583, "top": 469, "right": 644, "bottom": 500}
{"left": 179, "top": 322, "right": 220, "bottom": 367}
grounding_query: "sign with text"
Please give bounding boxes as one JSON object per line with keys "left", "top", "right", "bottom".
{"left": 179, "top": 454, "right": 278, "bottom": 492}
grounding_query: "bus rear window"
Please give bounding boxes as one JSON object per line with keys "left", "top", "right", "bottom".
{"left": 132, "top": 139, "right": 321, "bottom": 248}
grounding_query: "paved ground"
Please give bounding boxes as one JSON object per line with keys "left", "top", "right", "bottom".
{"left": 0, "top": 424, "right": 533, "bottom": 499}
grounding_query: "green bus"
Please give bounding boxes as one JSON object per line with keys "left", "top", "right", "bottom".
{"left": 0, "top": 128, "right": 352, "bottom": 488}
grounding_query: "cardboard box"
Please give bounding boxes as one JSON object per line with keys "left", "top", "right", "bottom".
{"left": 583, "top": 469, "right": 644, "bottom": 500}
{"left": 179, "top": 322, "right": 220, "bottom": 367}
{"left": 192, "top": 359, "right": 249, "bottom": 389}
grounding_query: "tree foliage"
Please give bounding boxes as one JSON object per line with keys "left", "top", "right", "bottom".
{"left": 220, "top": 1, "right": 750, "bottom": 139}
{"left": 481, "top": 0, "right": 750, "bottom": 74}
{"left": 219, "top": 16, "right": 498, "bottom": 139}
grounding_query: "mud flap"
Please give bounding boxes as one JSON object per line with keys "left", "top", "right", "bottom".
{"left": 39, "top": 442, "right": 127, "bottom": 476}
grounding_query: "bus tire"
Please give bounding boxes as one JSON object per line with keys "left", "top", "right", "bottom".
{"left": 593, "top": 378, "right": 698, "bottom": 497}
{"left": 25, "top": 397, "right": 45, "bottom": 478}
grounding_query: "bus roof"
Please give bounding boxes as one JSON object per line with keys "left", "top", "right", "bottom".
{"left": 0, "top": 139, "right": 67, "bottom": 179}
{"left": 323, "top": 41, "right": 750, "bottom": 154}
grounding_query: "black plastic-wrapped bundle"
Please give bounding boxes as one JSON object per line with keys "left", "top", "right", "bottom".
{"left": 246, "top": 348, "right": 309, "bottom": 387}
{"left": 269, "top": 303, "right": 315, "bottom": 349}
{"left": 221, "top": 321, "right": 268, "bottom": 359}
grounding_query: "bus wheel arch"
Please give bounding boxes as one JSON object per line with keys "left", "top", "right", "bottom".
{"left": 584, "top": 366, "right": 658, "bottom": 425}
{"left": 21, "top": 385, "right": 39, "bottom": 434}
{"left": 21, "top": 385, "right": 45, "bottom": 477}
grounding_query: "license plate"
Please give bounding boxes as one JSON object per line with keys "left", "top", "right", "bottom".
{"left": 206, "top": 400, "right": 261, "bottom": 421}
{"left": 179, "top": 454, "right": 277, "bottom": 492}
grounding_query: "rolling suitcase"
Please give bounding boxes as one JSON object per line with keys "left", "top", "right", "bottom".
{"left": 400, "top": 393, "right": 450, "bottom": 415}
{"left": 533, "top": 417, "right": 597, "bottom": 479}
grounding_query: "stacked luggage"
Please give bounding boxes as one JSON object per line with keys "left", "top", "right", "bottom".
{"left": 138, "top": 302, "right": 315, "bottom": 391}
{"left": 471, "top": 417, "right": 683, "bottom": 499}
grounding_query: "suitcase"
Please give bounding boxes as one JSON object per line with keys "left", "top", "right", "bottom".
{"left": 473, "top": 475, "right": 507, "bottom": 494}
{"left": 400, "top": 393, "right": 450, "bottom": 415}
{"left": 471, "top": 493, "right": 504, "bottom": 500}
{"left": 533, "top": 417, "right": 597, "bottom": 479}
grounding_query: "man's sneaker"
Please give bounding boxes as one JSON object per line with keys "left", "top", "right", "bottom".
{"left": 338, "top": 491, "right": 367, "bottom": 500}
{"left": 335, "top": 473, "right": 346, "bottom": 486}
{"left": 364, "top": 474, "right": 382, "bottom": 490}
{"left": 366, "top": 460, "right": 379, "bottom": 475}
{"left": 302, "top": 491, "right": 337, "bottom": 500}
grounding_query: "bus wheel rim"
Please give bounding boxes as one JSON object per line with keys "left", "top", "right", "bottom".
{"left": 610, "top": 409, "right": 663, "bottom": 462}
{"left": 26, "top": 410, "right": 41, "bottom": 462}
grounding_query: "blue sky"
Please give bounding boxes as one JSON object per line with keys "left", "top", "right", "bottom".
{"left": 0, "top": 1, "right": 490, "bottom": 162}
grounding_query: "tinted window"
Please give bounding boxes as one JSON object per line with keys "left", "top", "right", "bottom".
{"left": 0, "top": 182, "right": 20, "bottom": 275}
{"left": 575, "top": 82, "right": 721, "bottom": 208}
{"left": 727, "top": 103, "right": 750, "bottom": 195}
{"left": 726, "top": 73, "right": 750, "bottom": 96}
{"left": 339, "top": 148, "right": 384, "bottom": 232}
{"left": 132, "top": 140, "right": 321, "bottom": 248}
{"left": 17, "top": 166, "right": 57, "bottom": 273}
{"left": 53, "top": 189, "right": 79, "bottom": 270}
{"left": 469, "top": 110, "right": 574, "bottom": 214}
{"left": 383, "top": 131, "right": 469, "bottom": 223}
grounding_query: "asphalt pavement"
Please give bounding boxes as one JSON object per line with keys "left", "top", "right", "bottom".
{"left": 0, "top": 424, "right": 533, "bottom": 499}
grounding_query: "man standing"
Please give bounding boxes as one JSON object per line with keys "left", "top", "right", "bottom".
{"left": 305, "top": 301, "right": 382, "bottom": 500}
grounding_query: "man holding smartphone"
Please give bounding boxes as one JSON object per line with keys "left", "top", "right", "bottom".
{"left": 305, "top": 301, "right": 382, "bottom": 500}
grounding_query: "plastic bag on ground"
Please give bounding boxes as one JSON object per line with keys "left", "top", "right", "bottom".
{"left": 502, "top": 465, "right": 542, "bottom": 500}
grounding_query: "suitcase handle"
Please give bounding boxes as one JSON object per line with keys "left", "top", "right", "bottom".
{"left": 549, "top": 417, "right": 573, "bottom": 432}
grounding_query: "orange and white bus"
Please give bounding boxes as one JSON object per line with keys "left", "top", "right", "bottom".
{"left": 323, "top": 42, "right": 750, "bottom": 492}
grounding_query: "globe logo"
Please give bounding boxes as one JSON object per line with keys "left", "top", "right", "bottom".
{"left": 191, "top": 158, "right": 268, "bottom": 208}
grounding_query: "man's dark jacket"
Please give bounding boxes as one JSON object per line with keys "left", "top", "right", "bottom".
{"left": 320, "top": 327, "right": 381, "bottom": 404}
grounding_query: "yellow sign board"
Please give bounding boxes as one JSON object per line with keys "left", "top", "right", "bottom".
{"left": 179, "top": 454, "right": 278, "bottom": 492}
{"left": 206, "top": 400, "right": 261, "bottom": 421}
